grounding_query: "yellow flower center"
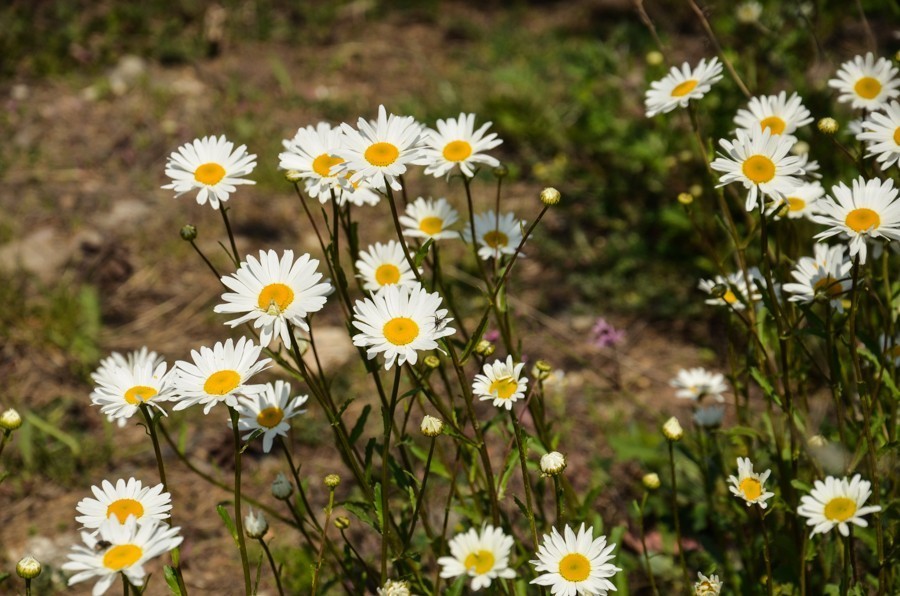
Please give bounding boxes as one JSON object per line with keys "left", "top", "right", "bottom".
{"left": 723, "top": 290, "right": 738, "bottom": 304}
{"left": 845, "top": 207, "right": 880, "bottom": 232}
{"left": 463, "top": 549, "right": 495, "bottom": 575}
{"left": 787, "top": 197, "right": 805, "bottom": 212}
{"left": 194, "top": 162, "right": 226, "bottom": 185}
{"left": 257, "top": 283, "right": 295, "bottom": 313}
{"left": 312, "top": 153, "right": 344, "bottom": 178}
{"left": 107, "top": 498, "right": 145, "bottom": 524}
{"left": 102, "top": 544, "right": 143, "bottom": 571}
{"left": 374, "top": 263, "right": 401, "bottom": 286}
{"left": 483, "top": 230, "right": 509, "bottom": 249}
{"left": 824, "top": 496, "right": 857, "bottom": 522}
{"left": 813, "top": 276, "right": 843, "bottom": 298}
{"left": 894, "top": 127, "right": 900, "bottom": 146}
{"left": 204, "top": 370, "right": 241, "bottom": 395}
{"left": 124, "top": 385, "right": 157, "bottom": 405}
{"left": 364, "top": 142, "right": 400, "bottom": 167}
{"left": 739, "top": 477, "right": 762, "bottom": 500}
{"left": 442, "top": 140, "right": 473, "bottom": 162}
{"left": 671, "top": 79, "right": 698, "bottom": 97}
{"left": 759, "top": 116, "right": 786, "bottom": 135}
{"left": 742, "top": 154, "right": 776, "bottom": 184}
{"left": 256, "top": 406, "right": 284, "bottom": 429}
{"left": 419, "top": 216, "right": 444, "bottom": 235}
{"left": 383, "top": 317, "right": 419, "bottom": 345}
{"left": 558, "top": 552, "right": 591, "bottom": 582}
{"left": 854, "top": 76, "right": 882, "bottom": 100}
{"left": 488, "top": 376, "right": 519, "bottom": 399}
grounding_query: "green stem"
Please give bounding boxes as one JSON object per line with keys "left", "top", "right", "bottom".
{"left": 638, "top": 493, "right": 660, "bottom": 596}
{"left": 759, "top": 508, "right": 773, "bottom": 596}
{"left": 380, "top": 367, "right": 402, "bottom": 582}
{"left": 25, "top": 579, "right": 31, "bottom": 596}
{"left": 229, "top": 407, "right": 252, "bottom": 595}
{"left": 0, "top": 429, "right": 11, "bottom": 460}
{"left": 510, "top": 409, "right": 539, "bottom": 549}
{"left": 404, "top": 438, "right": 436, "bottom": 549}
{"left": 668, "top": 442, "right": 690, "bottom": 593}
{"left": 552, "top": 476, "right": 564, "bottom": 526}
{"left": 383, "top": 185, "right": 424, "bottom": 285}
{"left": 311, "top": 488, "right": 336, "bottom": 595}
{"left": 280, "top": 438, "right": 322, "bottom": 532}
{"left": 218, "top": 206, "right": 240, "bottom": 266}
{"left": 259, "top": 538, "right": 285, "bottom": 596}
{"left": 188, "top": 238, "right": 224, "bottom": 283}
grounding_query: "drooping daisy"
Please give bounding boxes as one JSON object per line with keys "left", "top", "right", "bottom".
{"left": 828, "top": 53, "right": 900, "bottom": 110}
{"left": 472, "top": 355, "right": 528, "bottom": 410}
{"left": 62, "top": 517, "right": 183, "bottom": 596}
{"left": 76, "top": 478, "right": 173, "bottom": 529}
{"left": 783, "top": 243, "right": 852, "bottom": 311}
{"left": 90, "top": 348, "right": 177, "bottom": 422}
{"left": 462, "top": 210, "right": 525, "bottom": 260}
{"left": 399, "top": 196, "right": 460, "bottom": 241}
{"left": 420, "top": 113, "right": 503, "bottom": 178}
{"left": 351, "top": 284, "right": 455, "bottom": 369}
{"left": 710, "top": 126, "right": 804, "bottom": 211}
{"left": 777, "top": 181, "right": 825, "bottom": 220}
{"left": 437, "top": 525, "right": 516, "bottom": 591}
{"left": 694, "top": 572, "right": 723, "bottom": 596}
{"left": 813, "top": 177, "right": 900, "bottom": 264}
{"left": 797, "top": 474, "right": 882, "bottom": 537}
{"left": 531, "top": 523, "right": 621, "bottom": 596}
{"left": 644, "top": 57, "right": 723, "bottom": 118}
{"left": 355, "top": 241, "right": 419, "bottom": 292}
{"left": 337, "top": 105, "right": 423, "bottom": 191}
{"left": 669, "top": 367, "right": 727, "bottom": 402}
{"left": 734, "top": 91, "right": 813, "bottom": 143}
{"left": 858, "top": 100, "right": 900, "bottom": 170}
{"left": 234, "top": 380, "right": 308, "bottom": 452}
{"left": 727, "top": 457, "right": 775, "bottom": 509}
{"left": 162, "top": 135, "right": 257, "bottom": 209}
{"left": 172, "top": 337, "right": 270, "bottom": 414}
{"left": 698, "top": 268, "right": 763, "bottom": 310}
{"left": 214, "top": 250, "right": 333, "bottom": 346}
{"left": 693, "top": 404, "right": 725, "bottom": 428}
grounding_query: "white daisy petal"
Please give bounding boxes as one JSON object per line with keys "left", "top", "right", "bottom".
{"left": 162, "top": 135, "right": 256, "bottom": 209}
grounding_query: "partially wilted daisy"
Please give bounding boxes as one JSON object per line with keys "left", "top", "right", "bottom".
{"left": 694, "top": 572, "right": 723, "bottom": 596}
{"left": 473, "top": 355, "right": 528, "bottom": 410}
{"left": 727, "top": 457, "right": 775, "bottom": 509}
{"left": 734, "top": 91, "right": 813, "bottom": 143}
{"left": 420, "top": 113, "right": 502, "bottom": 178}
{"left": 828, "top": 53, "right": 900, "bottom": 110}
{"left": 399, "top": 196, "right": 460, "bottom": 241}
{"left": 355, "top": 241, "right": 419, "bottom": 292}
{"left": 645, "top": 57, "right": 723, "bottom": 117}
{"left": 76, "top": 478, "right": 172, "bottom": 529}
{"left": 797, "top": 474, "right": 882, "bottom": 537}
{"left": 777, "top": 181, "right": 825, "bottom": 220}
{"left": 857, "top": 100, "right": 900, "bottom": 170}
{"left": 162, "top": 135, "right": 256, "bottom": 209}
{"left": 337, "top": 105, "right": 423, "bottom": 191}
{"left": 351, "top": 284, "right": 455, "bottom": 369}
{"left": 698, "top": 268, "right": 763, "bottom": 310}
{"left": 710, "top": 126, "right": 804, "bottom": 211}
{"left": 783, "top": 243, "right": 852, "bottom": 311}
{"left": 531, "top": 523, "right": 621, "bottom": 596}
{"left": 235, "top": 380, "right": 308, "bottom": 452}
{"left": 172, "top": 337, "right": 270, "bottom": 414}
{"left": 63, "top": 517, "right": 183, "bottom": 596}
{"left": 437, "top": 525, "right": 516, "bottom": 591}
{"left": 462, "top": 210, "right": 525, "bottom": 260}
{"left": 214, "top": 250, "right": 333, "bottom": 346}
{"left": 670, "top": 367, "right": 727, "bottom": 402}
{"left": 90, "top": 348, "right": 177, "bottom": 423}
{"left": 813, "top": 177, "right": 900, "bottom": 264}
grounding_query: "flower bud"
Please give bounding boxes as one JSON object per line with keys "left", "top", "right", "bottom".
{"left": 642, "top": 472, "right": 661, "bottom": 490}
{"left": 16, "top": 555, "right": 41, "bottom": 580}
{"left": 645, "top": 51, "right": 664, "bottom": 66}
{"left": 677, "top": 192, "right": 694, "bottom": 205}
{"left": 244, "top": 508, "right": 268, "bottom": 539}
{"left": 0, "top": 408, "right": 22, "bottom": 431}
{"left": 271, "top": 472, "right": 293, "bottom": 500}
{"left": 324, "top": 474, "right": 341, "bottom": 488}
{"left": 493, "top": 164, "right": 509, "bottom": 179}
{"left": 532, "top": 360, "right": 552, "bottom": 381}
{"left": 808, "top": 434, "right": 827, "bottom": 448}
{"left": 689, "top": 184, "right": 703, "bottom": 197}
{"left": 420, "top": 415, "right": 443, "bottom": 437}
{"left": 378, "top": 579, "right": 411, "bottom": 596}
{"left": 334, "top": 516, "right": 351, "bottom": 530}
{"left": 285, "top": 169, "right": 304, "bottom": 183}
{"left": 540, "top": 187, "right": 561, "bottom": 206}
{"left": 474, "top": 340, "right": 493, "bottom": 355}
{"left": 662, "top": 416, "right": 684, "bottom": 441}
{"left": 540, "top": 451, "right": 567, "bottom": 476}
{"left": 817, "top": 117, "right": 839, "bottom": 134}
{"left": 179, "top": 224, "right": 198, "bottom": 241}
{"left": 423, "top": 355, "right": 440, "bottom": 369}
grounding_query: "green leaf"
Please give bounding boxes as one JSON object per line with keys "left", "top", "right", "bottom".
{"left": 216, "top": 503, "right": 239, "bottom": 545}
{"left": 164, "top": 567, "right": 183, "bottom": 596}
{"left": 413, "top": 238, "right": 434, "bottom": 268}
{"left": 24, "top": 410, "right": 81, "bottom": 455}
{"left": 374, "top": 483, "right": 384, "bottom": 532}
{"left": 343, "top": 500, "right": 378, "bottom": 531}
{"left": 749, "top": 367, "right": 782, "bottom": 407}
{"left": 790, "top": 478, "right": 812, "bottom": 492}
{"left": 349, "top": 405, "right": 371, "bottom": 446}
{"left": 496, "top": 444, "right": 520, "bottom": 500}
{"left": 459, "top": 309, "right": 491, "bottom": 363}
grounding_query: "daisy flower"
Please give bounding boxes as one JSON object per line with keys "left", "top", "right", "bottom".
{"left": 162, "top": 135, "right": 256, "bottom": 209}
{"left": 278, "top": 122, "right": 347, "bottom": 202}
{"left": 531, "top": 523, "right": 621, "bottom": 596}
{"left": 76, "top": 478, "right": 172, "bottom": 529}
{"left": 644, "top": 57, "right": 723, "bottom": 117}
{"left": 694, "top": 572, "right": 723, "bottom": 596}
{"left": 355, "top": 241, "right": 419, "bottom": 292}
{"left": 879, "top": 332, "right": 900, "bottom": 366}
{"left": 462, "top": 210, "right": 525, "bottom": 260}
{"left": 795, "top": 152, "right": 822, "bottom": 181}
{"left": 351, "top": 284, "right": 455, "bottom": 369}
{"left": 727, "top": 457, "right": 775, "bottom": 509}
{"left": 783, "top": 243, "right": 852, "bottom": 311}
{"left": 734, "top": 91, "right": 813, "bottom": 143}
{"left": 62, "top": 517, "right": 183, "bottom": 596}
{"left": 90, "top": 348, "right": 177, "bottom": 422}
{"left": 698, "top": 268, "right": 763, "bottom": 310}
{"left": 172, "top": 337, "right": 270, "bottom": 414}
{"left": 857, "top": 100, "right": 900, "bottom": 170}
{"left": 472, "top": 355, "right": 528, "bottom": 410}
{"left": 813, "top": 177, "right": 900, "bottom": 264}
{"left": 399, "top": 196, "right": 460, "bottom": 241}
{"left": 437, "top": 525, "right": 516, "bottom": 591}
{"left": 710, "top": 126, "right": 804, "bottom": 211}
{"left": 828, "top": 53, "right": 900, "bottom": 110}
{"left": 669, "top": 367, "right": 727, "bottom": 402}
{"left": 777, "top": 181, "right": 825, "bottom": 220}
{"left": 214, "top": 249, "right": 333, "bottom": 346}
{"left": 420, "top": 113, "right": 502, "bottom": 178}
{"left": 797, "top": 474, "right": 882, "bottom": 537}
{"left": 234, "top": 380, "right": 308, "bottom": 452}
{"left": 337, "top": 105, "right": 423, "bottom": 192}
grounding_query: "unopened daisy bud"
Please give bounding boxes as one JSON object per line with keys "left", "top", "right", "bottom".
{"left": 378, "top": 579, "right": 411, "bottom": 596}
{"left": 646, "top": 50, "right": 664, "bottom": 66}
{"left": 244, "top": 508, "right": 268, "bottom": 539}
{"left": 324, "top": 474, "right": 341, "bottom": 489}
{"left": 642, "top": 472, "right": 661, "bottom": 491}
{"left": 179, "top": 224, "right": 198, "bottom": 242}
{"left": 334, "top": 516, "right": 351, "bottom": 530}
{"left": 540, "top": 187, "right": 561, "bottom": 206}
{"left": 677, "top": 192, "right": 694, "bottom": 205}
{"left": 689, "top": 184, "right": 703, "bottom": 197}
{"left": 817, "top": 117, "right": 839, "bottom": 134}
{"left": 423, "top": 355, "right": 440, "bottom": 368}
{"left": 493, "top": 164, "right": 509, "bottom": 179}
{"left": 736, "top": 1, "right": 762, "bottom": 24}
{"left": 540, "top": 451, "right": 567, "bottom": 476}
{"left": 791, "top": 140, "right": 810, "bottom": 156}
{"left": 420, "top": 415, "right": 443, "bottom": 437}
{"left": 0, "top": 408, "right": 22, "bottom": 431}
{"left": 16, "top": 555, "right": 41, "bottom": 579}
{"left": 808, "top": 434, "right": 827, "bottom": 448}
{"left": 271, "top": 472, "right": 293, "bottom": 500}
{"left": 531, "top": 360, "right": 552, "bottom": 381}
{"left": 474, "top": 339, "right": 493, "bottom": 355}
{"left": 662, "top": 416, "right": 684, "bottom": 441}
{"left": 284, "top": 169, "right": 303, "bottom": 183}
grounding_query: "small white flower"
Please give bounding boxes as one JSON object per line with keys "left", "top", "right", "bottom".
{"left": 698, "top": 268, "right": 763, "bottom": 310}
{"left": 670, "top": 368, "right": 727, "bottom": 402}
{"left": 355, "top": 241, "right": 419, "bottom": 292}
{"left": 399, "top": 196, "right": 460, "bottom": 241}
{"left": 662, "top": 416, "right": 684, "bottom": 441}
{"left": 472, "top": 355, "right": 528, "bottom": 410}
{"left": 857, "top": 100, "right": 900, "bottom": 170}
{"left": 244, "top": 508, "right": 268, "bottom": 539}
{"left": 420, "top": 112, "right": 502, "bottom": 178}
{"left": 420, "top": 415, "right": 443, "bottom": 437}
{"left": 235, "top": 380, "right": 308, "bottom": 452}
{"left": 645, "top": 57, "right": 723, "bottom": 117}
{"left": 530, "top": 523, "right": 622, "bottom": 595}
{"left": 694, "top": 571, "right": 723, "bottom": 595}
{"left": 734, "top": 91, "right": 813, "bottom": 143}
{"left": 75, "top": 478, "right": 173, "bottom": 529}
{"left": 783, "top": 243, "right": 852, "bottom": 311}
{"left": 438, "top": 525, "right": 516, "bottom": 591}
{"left": 162, "top": 135, "right": 256, "bottom": 209}
{"left": 777, "top": 181, "right": 825, "bottom": 220}
{"left": 90, "top": 348, "right": 177, "bottom": 423}
{"left": 828, "top": 53, "right": 900, "bottom": 110}
{"left": 271, "top": 472, "right": 293, "bottom": 500}
{"left": 377, "top": 579, "right": 412, "bottom": 596}
{"left": 540, "top": 451, "right": 567, "bottom": 476}
{"left": 797, "top": 474, "right": 882, "bottom": 537}
{"left": 727, "top": 457, "right": 775, "bottom": 509}
{"left": 462, "top": 210, "right": 526, "bottom": 260}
